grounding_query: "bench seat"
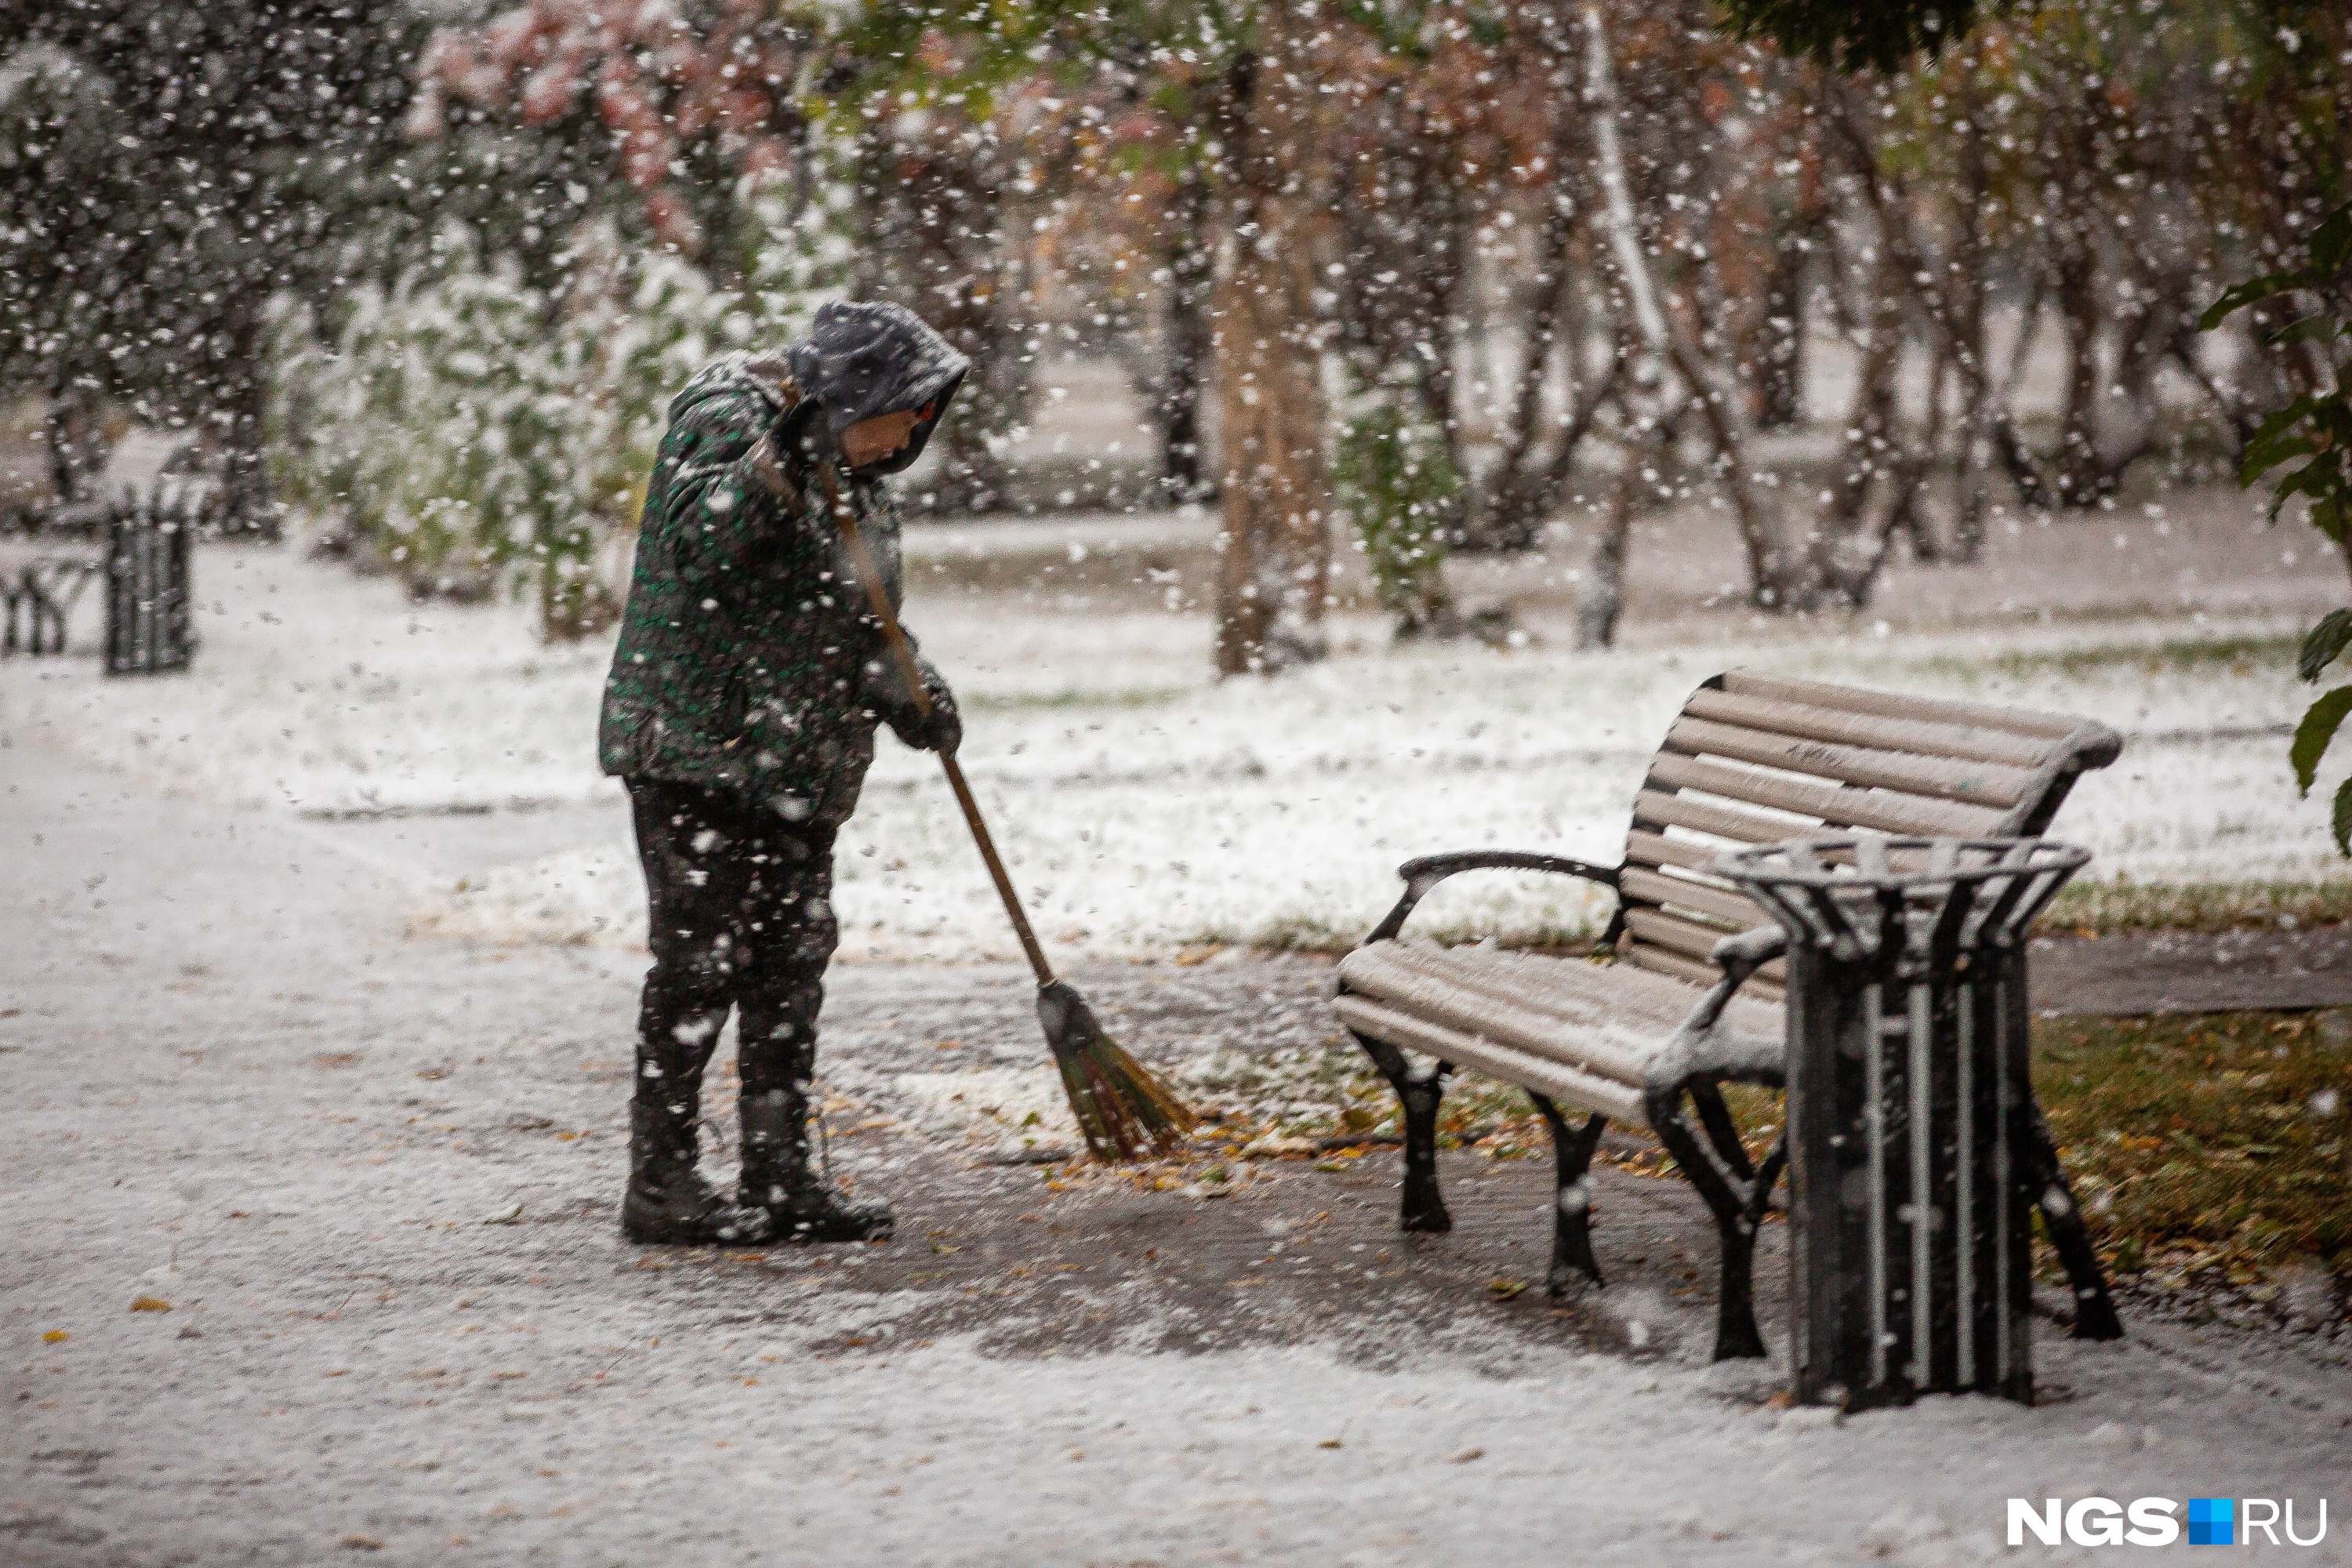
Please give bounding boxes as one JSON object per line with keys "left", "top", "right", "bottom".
{"left": 1334, "top": 940, "right": 1784, "bottom": 1127}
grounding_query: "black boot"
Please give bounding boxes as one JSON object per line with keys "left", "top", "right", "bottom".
{"left": 623, "top": 1100, "right": 775, "bottom": 1246}
{"left": 739, "top": 1087, "right": 893, "bottom": 1243}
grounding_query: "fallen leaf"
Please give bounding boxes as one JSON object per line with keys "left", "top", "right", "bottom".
{"left": 1450, "top": 1447, "right": 1485, "bottom": 1464}
{"left": 1317, "top": 1438, "right": 1343, "bottom": 1450}
{"left": 1487, "top": 1278, "right": 1529, "bottom": 1301}
{"left": 42, "top": 1329, "right": 68, "bottom": 1343}
{"left": 339, "top": 1534, "right": 383, "bottom": 1550}
{"left": 131, "top": 1296, "right": 172, "bottom": 1313}
{"left": 482, "top": 1203, "right": 523, "bottom": 1226}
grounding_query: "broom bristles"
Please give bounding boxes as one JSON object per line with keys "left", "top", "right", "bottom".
{"left": 1037, "top": 980, "right": 1196, "bottom": 1161}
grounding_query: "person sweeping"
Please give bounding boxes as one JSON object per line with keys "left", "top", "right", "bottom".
{"left": 599, "top": 301, "right": 967, "bottom": 1246}
{"left": 600, "top": 300, "right": 1192, "bottom": 1250}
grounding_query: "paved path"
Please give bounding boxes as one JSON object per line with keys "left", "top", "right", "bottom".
{"left": 7, "top": 744, "right": 2352, "bottom": 1567}
{"left": 2033, "top": 925, "right": 2352, "bottom": 1017}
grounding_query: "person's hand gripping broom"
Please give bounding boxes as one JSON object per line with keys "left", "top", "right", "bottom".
{"left": 815, "top": 462, "right": 1196, "bottom": 1160}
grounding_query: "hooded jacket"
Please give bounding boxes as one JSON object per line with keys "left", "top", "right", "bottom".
{"left": 597, "top": 303, "right": 969, "bottom": 825}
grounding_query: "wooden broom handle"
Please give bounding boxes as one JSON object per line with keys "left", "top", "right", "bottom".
{"left": 815, "top": 460, "right": 1056, "bottom": 987}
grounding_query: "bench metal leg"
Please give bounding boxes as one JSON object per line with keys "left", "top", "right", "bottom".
{"left": 1647, "top": 1076, "right": 1780, "bottom": 1361}
{"left": 1527, "top": 1094, "right": 1608, "bottom": 1293}
{"left": 2024, "top": 1097, "right": 2124, "bottom": 1341}
{"left": 1347, "top": 1029, "right": 1453, "bottom": 1233}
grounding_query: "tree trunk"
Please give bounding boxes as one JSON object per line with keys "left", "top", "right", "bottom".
{"left": 2052, "top": 232, "right": 2103, "bottom": 509}
{"left": 1584, "top": 4, "right": 1809, "bottom": 610}
{"left": 1946, "top": 81, "right": 1996, "bottom": 565}
{"left": 216, "top": 309, "right": 275, "bottom": 535}
{"left": 44, "top": 381, "right": 109, "bottom": 510}
{"left": 1212, "top": 18, "right": 1333, "bottom": 677}
{"left": 1576, "top": 408, "right": 1672, "bottom": 649}
{"left": 1159, "top": 183, "right": 1216, "bottom": 501}
{"left": 1469, "top": 197, "right": 1578, "bottom": 553}
{"left": 1755, "top": 227, "right": 1811, "bottom": 431}
{"left": 1830, "top": 230, "right": 1906, "bottom": 535}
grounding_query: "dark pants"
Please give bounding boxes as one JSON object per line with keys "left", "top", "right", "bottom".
{"left": 626, "top": 778, "right": 839, "bottom": 1171}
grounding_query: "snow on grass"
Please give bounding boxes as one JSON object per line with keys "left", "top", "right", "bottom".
{"left": 0, "top": 544, "right": 621, "bottom": 815}
{"left": 7, "top": 535, "right": 2347, "bottom": 961}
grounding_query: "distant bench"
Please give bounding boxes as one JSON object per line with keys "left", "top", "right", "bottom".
{"left": 1332, "top": 670, "right": 2127, "bottom": 1359}
{"left": 1, "top": 556, "right": 103, "bottom": 656}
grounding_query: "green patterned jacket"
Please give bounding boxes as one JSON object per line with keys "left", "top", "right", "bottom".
{"left": 597, "top": 352, "right": 925, "bottom": 828}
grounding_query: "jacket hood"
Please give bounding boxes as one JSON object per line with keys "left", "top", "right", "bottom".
{"left": 786, "top": 301, "right": 970, "bottom": 475}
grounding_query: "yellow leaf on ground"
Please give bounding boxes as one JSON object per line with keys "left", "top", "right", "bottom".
{"left": 42, "top": 1329, "right": 68, "bottom": 1343}
{"left": 130, "top": 1296, "right": 172, "bottom": 1312}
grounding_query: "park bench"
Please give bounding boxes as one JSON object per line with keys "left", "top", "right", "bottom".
{"left": 1332, "top": 669, "right": 2127, "bottom": 1359}
{"left": 0, "top": 555, "right": 103, "bottom": 656}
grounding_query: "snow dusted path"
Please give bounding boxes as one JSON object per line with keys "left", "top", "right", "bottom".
{"left": 7, "top": 741, "right": 2352, "bottom": 1566}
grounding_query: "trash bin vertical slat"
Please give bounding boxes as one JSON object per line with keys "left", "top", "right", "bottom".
{"left": 1947, "top": 987, "right": 1966, "bottom": 1392}
{"left": 1861, "top": 983, "right": 1889, "bottom": 1391}
{"left": 169, "top": 519, "right": 191, "bottom": 668}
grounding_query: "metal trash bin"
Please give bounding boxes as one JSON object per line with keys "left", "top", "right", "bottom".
{"left": 1714, "top": 836, "right": 2096, "bottom": 1410}
{"left": 105, "top": 496, "right": 193, "bottom": 676}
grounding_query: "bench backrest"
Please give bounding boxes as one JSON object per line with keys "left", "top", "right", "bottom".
{"left": 1615, "top": 669, "right": 2123, "bottom": 990}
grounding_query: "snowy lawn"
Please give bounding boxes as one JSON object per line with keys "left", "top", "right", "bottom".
{"left": 4, "top": 505, "right": 2347, "bottom": 963}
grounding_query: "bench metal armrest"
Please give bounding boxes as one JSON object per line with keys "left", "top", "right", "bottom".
{"left": 1694, "top": 926, "right": 1786, "bottom": 1027}
{"left": 1646, "top": 926, "right": 1789, "bottom": 1092}
{"left": 1360, "top": 850, "right": 1621, "bottom": 946}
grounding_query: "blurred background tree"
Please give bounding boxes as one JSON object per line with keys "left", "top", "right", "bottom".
{"left": 2, "top": 0, "right": 2346, "bottom": 653}
{"left": 0, "top": 0, "right": 421, "bottom": 521}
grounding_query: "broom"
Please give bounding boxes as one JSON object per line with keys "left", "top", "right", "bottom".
{"left": 815, "top": 462, "right": 1196, "bottom": 1161}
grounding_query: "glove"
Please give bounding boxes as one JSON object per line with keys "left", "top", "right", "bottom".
{"left": 862, "top": 653, "right": 960, "bottom": 755}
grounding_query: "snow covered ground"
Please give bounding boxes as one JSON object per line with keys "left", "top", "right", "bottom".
{"left": 7, "top": 733, "right": 2350, "bottom": 1567}
{"left": 4, "top": 485, "right": 2345, "bottom": 965}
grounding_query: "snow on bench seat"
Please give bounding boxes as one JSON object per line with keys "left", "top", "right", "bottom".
{"left": 1333, "top": 940, "right": 1784, "bottom": 1128}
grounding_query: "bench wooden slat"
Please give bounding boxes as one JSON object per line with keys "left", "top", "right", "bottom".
{"left": 1630, "top": 787, "right": 1802, "bottom": 847}
{"left": 1624, "top": 906, "right": 1741, "bottom": 964}
{"left": 1623, "top": 829, "right": 1721, "bottom": 873}
{"left": 1683, "top": 688, "right": 2054, "bottom": 768}
{"left": 1643, "top": 752, "right": 2013, "bottom": 839}
{"left": 1342, "top": 945, "right": 1672, "bottom": 1080}
{"left": 1333, "top": 995, "right": 1653, "bottom": 1125}
{"left": 1626, "top": 942, "right": 1789, "bottom": 989}
{"left": 1619, "top": 866, "right": 1763, "bottom": 930}
{"left": 1628, "top": 944, "right": 1726, "bottom": 988}
{"left": 1372, "top": 939, "right": 1735, "bottom": 1036}
{"left": 1664, "top": 715, "right": 2036, "bottom": 808}
{"left": 1721, "top": 668, "right": 2089, "bottom": 742}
